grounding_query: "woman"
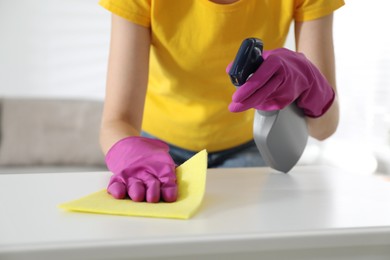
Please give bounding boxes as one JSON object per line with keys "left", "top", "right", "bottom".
{"left": 99, "top": 0, "right": 344, "bottom": 202}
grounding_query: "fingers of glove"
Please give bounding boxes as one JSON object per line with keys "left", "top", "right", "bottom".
{"left": 160, "top": 177, "right": 178, "bottom": 202}
{"left": 107, "top": 181, "right": 127, "bottom": 199}
{"left": 229, "top": 74, "right": 284, "bottom": 112}
{"left": 127, "top": 178, "right": 146, "bottom": 202}
{"left": 231, "top": 58, "right": 283, "bottom": 103}
{"left": 109, "top": 175, "right": 177, "bottom": 203}
{"left": 130, "top": 172, "right": 161, "bottom": 203}
{"left": 262, "top": 50, "right": 272, "bottom": 59}
{"left": 130, "top": 174, "right": 176, "bottom": 203}
{"left": 145, "top": 178, "right": 161, "bottom": 203}
{"left": 152, "top": 164, "right": 177, "bottom": 202}
{"left": 254, "top": 94, "right": 295, "bottom": 111}
{"left": 228, "top": 100, "right": 254, "bottom": 112}
{"left": 138, "top": 165, "right": 176, "bottom": 203}
{"left": 225, "top": 62, "right": 233, "bottom": 74}
{"left": 229, "top": 91, "right": 292, "bottom": 112}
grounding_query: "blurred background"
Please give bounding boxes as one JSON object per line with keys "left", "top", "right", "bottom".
{"left": 0, "top": 0, "right": 389, "bottom": 174}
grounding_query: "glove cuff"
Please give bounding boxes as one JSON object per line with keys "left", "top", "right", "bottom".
{"left": 301, "top": 87, "right": 335, "bottom": 118}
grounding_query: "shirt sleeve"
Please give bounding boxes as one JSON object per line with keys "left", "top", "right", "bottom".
{"left": 99, "top": 0, "right": 151, "bottom": 27}
{"left": 294, "top": 0, "right": 345, "bottom": 22}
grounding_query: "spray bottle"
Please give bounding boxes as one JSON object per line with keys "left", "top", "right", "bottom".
{"left": 228, "top": 38, "right": 308, "bottom": 173}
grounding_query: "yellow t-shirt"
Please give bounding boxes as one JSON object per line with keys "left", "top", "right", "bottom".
{"left": 99, "top": 0, "right": 344, "bottom": 152}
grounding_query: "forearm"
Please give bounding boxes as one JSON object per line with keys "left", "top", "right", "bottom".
{"left": 295, "top": 14, "right": 339, "bottom": 140}
{"left": 306, "top": 95, "right": 339, "bottom": 140}
{"left": 100, "top": 14, "right": 150, "bottom": 155}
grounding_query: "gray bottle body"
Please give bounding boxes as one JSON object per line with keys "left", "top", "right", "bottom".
{"left": 253, "top": 104, "right": 308, "bottom": 173}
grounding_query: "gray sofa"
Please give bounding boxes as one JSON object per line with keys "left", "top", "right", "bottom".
{"left": 0, "top": 98, "right": 107, "bottom": 173}
{"left": 2, "top": 98, "right": 385, "bottom": 176}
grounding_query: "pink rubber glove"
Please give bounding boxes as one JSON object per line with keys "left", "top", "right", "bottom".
{"left": 228, "top": 48, "right": 335, "bottom": 118}
{"left": 105, "top": 136, "right": 177, "bottom": 203}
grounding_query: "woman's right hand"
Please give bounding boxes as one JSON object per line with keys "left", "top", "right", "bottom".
{"left": 105, "top": 136, "right": 177, "bottom": 203}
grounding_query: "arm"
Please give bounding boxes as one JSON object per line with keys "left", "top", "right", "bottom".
{"left": 294, "top": 14, "right": 340, "bottom": 140}
{"left": 100, "top": 15, "right": 177, "bottom": 203}
{"left": 100, "top": 14, "right": 151, "bottom": 154}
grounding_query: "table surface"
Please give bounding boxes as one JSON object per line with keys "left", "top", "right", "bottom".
{"left": 1, "top": 166, "right": 390, "bottom": 259}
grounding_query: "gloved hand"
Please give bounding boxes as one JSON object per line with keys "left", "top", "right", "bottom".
{"left": 105, "top": 136, "right": 177, "bottom": 203}
{"left": 227, "top": 48, "right": 335, "bottom": 118}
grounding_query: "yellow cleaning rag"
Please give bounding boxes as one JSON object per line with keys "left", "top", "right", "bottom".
{"left": 59, "top": 149, "right": 207, "bottom": 219}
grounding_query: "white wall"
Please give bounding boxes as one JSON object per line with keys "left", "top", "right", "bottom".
{"left": 330, "top": 0, "right": 390, "bottom": 173}
{"left": 0, "top": 0, "right": 110, "bottom": 99}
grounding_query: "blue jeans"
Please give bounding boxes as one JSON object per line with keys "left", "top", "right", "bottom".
{"left": 141, "top": 132, "right": 266, "bottom": 168}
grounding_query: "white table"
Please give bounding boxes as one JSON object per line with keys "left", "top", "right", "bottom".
{"left": 1, "top": 166, "right": 390, "bottom": 260}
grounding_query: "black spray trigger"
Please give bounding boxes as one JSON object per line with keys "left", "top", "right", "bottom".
{"left": 228, "top": 38, "right": 264, "bottom": 87}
